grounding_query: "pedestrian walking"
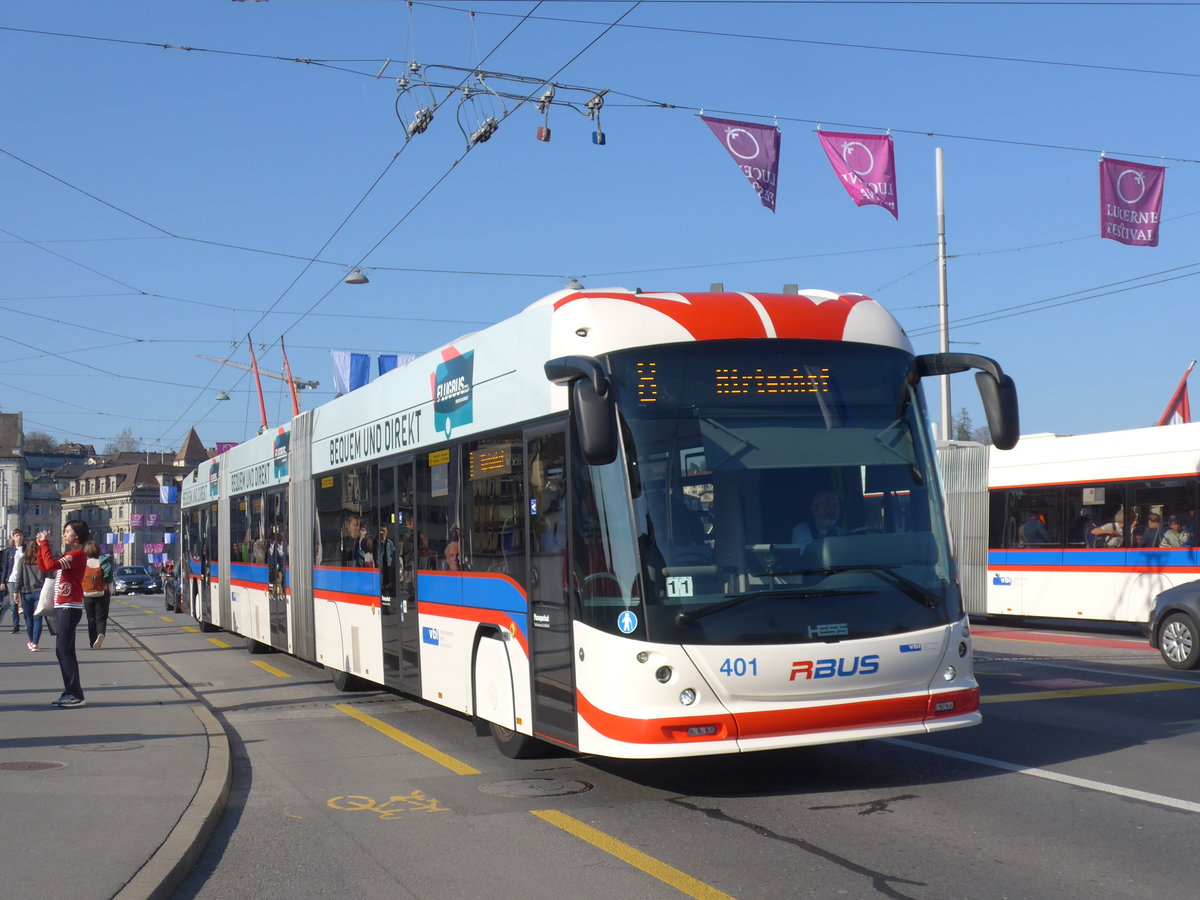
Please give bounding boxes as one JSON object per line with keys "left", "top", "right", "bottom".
{"left": 13, "top": 539, "right": 47, "bottom": 651}
{"left": 36, "top": 520, "right": 90, "bottom": 708}
{"left": 81, "top": 540, "right": 112, "bottom": 650}
{"left": 2, "top": 530, "right": 22, "bottom": 632}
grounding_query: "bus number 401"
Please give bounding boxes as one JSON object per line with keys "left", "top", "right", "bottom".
{"left": 720, "top": 657, "right": 758, "bottom": 677}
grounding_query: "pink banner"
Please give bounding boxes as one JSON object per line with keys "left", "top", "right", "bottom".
{"left": 701, "top": 116, "right": 781, "bottom": 212}
{"left": 1100, "top": 157, "right": 1164, "bottom": 247}
{"left": 131, "top": 514, "right": 143, "bottom": 527}
{"left": 147, "top": 513, "right": 159, "bottom": 527}
{"left": 817, "top": 131, "right": 898, "bottom": 218}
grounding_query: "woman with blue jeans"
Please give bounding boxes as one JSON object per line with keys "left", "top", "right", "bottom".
{"left": 14, "top": 539, "right": 46, "bottom": 651}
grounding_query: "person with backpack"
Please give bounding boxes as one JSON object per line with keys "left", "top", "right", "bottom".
{"left": 36, "top": 520, "right": 90, "bottom": 708}
{"left": 81, "top": 540, "right": 112, "bottom": 650}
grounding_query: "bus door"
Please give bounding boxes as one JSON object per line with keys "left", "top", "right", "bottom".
{"left": 266, "top": 487, "right": 289, "bottom": 651}
{"left": 381, "top": 460, "right": 421, "bottom": 694}
{"left": 199, "top": 505, "right": 213, "bottom": 623}
{"left": 526, "top": 429, "right": 577, "bottom": 748}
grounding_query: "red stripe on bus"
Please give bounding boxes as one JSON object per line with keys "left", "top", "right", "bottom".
{"left": 314, "top": 590, "right": 378, "bottom": 608}
{"left": 420, "top": 601, "right": 529, "bottom": 657}
{"left": 990, "top": 472, "right": 1199, "bottom": 490}
{"left": 576, "top": 688, "right": 976, "bottom": 745}
{"left": 990, "top": 564, "right": 1200, "bottom": 574}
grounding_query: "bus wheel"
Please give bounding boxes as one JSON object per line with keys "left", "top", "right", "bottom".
{"left": 328, "top": 666, "right": 370, "bottom": 692}
{"left": 489, "top": 722, "right": 549, "bottom": 759}
{"left": 1159, "top": 613, "right": 1200, "bottom": 669}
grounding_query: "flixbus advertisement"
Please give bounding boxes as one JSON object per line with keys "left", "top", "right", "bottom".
{"left": 309, "top": 305, "right": 555, "bottom": 476}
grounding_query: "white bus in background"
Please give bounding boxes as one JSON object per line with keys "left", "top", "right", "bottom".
{"left": 985, "top": 422, "right": 1200, "bottom": 624}
{"left": 180, "top": 286, "right": 1018, "bottom": 760}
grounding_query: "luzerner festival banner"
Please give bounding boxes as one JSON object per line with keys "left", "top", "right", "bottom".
{"left": 817, "top": 130, "right": 899, "bottom": 219}
{"left": 1099, "top": 157, "right": 1165, "bottom": 247}
{"left": 700, "top": 115, "right": 781, "bottom": 212}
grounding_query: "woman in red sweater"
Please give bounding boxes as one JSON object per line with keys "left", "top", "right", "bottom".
{"left": 37, "top": 519, "right": 90, "bottom": 708}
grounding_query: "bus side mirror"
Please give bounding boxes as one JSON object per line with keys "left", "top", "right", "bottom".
{"left": 975, "top": 370, "right": 1019, "bottom": 451}
{"left": 913, "top": 352, "right": 1020, "bottom": 451}
{"left": 544, "top": 356, "right": 618, "bottom": 466}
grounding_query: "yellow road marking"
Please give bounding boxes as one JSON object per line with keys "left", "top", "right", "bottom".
{"left": 251, "top": 660, "right": 292, "bottom": 679}
{"left": 985, "top": 681, "right": 1200, "bottom": 703}
{"left": 334, "top": 703, "right": 480, "bottom": 776}
{"left": 159, "top": 616, "right": 174, "bottom": 622}
{"left": 531, "top": 809, "right": 736, "bottom": 900}
{"left": 207, "top": 638, "right": 231, "bottom": 649}
{"left": 182, "top": 626, "right": 199, "bottom": 633}
{"left": 143, "top": 609, "right": 155, "bottom": 615}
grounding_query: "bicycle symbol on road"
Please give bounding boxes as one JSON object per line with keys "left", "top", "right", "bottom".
{"left": 327, "top": 790, "right": 450, "bottom": 821}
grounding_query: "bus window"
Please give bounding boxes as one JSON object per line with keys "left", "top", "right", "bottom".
{"left": 572, "top": 435, "right": 643, "bottom": 637}
{"left": 1066, "top": 483, "right": 1128, "bottom": 548}
{"left": 466, "top": 433, "right": 524, "bottom": 579}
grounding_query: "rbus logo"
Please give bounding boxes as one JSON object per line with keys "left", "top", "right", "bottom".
{"left": 789, "top": 655, "right": 880, "bottom": 681}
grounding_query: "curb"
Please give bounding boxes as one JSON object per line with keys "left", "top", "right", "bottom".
{"left": 112, "top": 620, "right": 232, "bottom": 900}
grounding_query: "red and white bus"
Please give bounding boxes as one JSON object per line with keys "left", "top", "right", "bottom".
{"left": 180, "top": 286, "right": 1017, "bottom": 759}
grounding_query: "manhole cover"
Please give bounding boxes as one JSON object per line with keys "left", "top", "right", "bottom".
{"left": 479, "top": 778, "right": 593, "bottom": 798}
{"left": 0, "top": 761, "right": 67, "bottom": 771}
{"left": 62, "top": 742, "right": 144, "bottom": 752}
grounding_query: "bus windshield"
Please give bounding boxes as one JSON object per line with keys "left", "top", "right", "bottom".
{"left": 604, "top": 339, "right": 958, "bottom": 645}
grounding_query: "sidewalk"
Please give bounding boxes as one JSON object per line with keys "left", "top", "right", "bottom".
{"left": 0, "top": 601, "right": 229, "bottom": 899}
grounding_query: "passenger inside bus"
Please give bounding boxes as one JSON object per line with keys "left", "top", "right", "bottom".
{"left": 1091, "top": 509, "right": 1125, "bottom": 547}
{"left": 1138, "top": 513, "right": 1165, "bottom": 548}
{"left": 1162, "top": 517, "right": 1193, "bottom": 547}
{"left": 1022, "top": 512, "right": 1052, "bottom": 546}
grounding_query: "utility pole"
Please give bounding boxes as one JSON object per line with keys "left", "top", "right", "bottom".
{"left": 936, "top": 147, "right": 951, "bottom": 441}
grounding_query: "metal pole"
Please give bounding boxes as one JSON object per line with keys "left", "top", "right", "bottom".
{"left": 936, "top": 147, "right": 951, "bottom": 441}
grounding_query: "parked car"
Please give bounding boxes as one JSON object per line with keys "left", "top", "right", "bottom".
{"left": 112, "top": 566, "right": 156, "bottom": 595}
{"left": 164, "top": 573, "right": 182, "bottom": 612}
{"left": 1148, "top": 581, "right": 1200, "bottom": 669}
{"left": 142, "top": 566, "right": 163, "bottom": 592}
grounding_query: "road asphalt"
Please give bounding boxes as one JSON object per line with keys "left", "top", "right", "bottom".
{"left": 0, "top": 598, "right": 229, "bottom": 899}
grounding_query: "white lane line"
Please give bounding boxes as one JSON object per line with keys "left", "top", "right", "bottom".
{"left": 888, "top": 738, "right": 1200, "bottom": 814}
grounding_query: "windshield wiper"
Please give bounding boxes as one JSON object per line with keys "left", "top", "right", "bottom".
{"left": 796, "top": 565, "right": 942, "bottom": 609}
{"left": 677, "top": 587, "right": 869, "bottom": 625}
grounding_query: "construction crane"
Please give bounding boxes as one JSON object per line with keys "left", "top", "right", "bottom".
{"left": 196, "top": 354, "right": 319, "bottom": 391}
{"left": 199, "top": 336, "right": 318, "bottom": 429}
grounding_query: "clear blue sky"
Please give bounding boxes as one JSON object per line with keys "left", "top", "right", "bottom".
{"left": 4, "top": 0, "right": 1199, "bottom": 452}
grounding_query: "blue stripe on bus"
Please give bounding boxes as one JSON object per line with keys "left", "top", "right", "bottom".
{"left": 418, "top": 571, "right": 528, "bottom": 614}
{"left": 313, "top": 566, "right": 379, "bottom": 597}
{"left": 989, "top": 549, "right": 1200, "bottom": 567}
{"left": 230, "top": 562, "right": 268, "bottom": 585}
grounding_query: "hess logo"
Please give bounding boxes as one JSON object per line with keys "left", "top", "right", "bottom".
{"left": 789, "top": 655, "right": 880, "bottom": 681}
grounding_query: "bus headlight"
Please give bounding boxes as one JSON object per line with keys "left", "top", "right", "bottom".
{"left": 655, "top": 666, "right": 673, "bottom": 683}
{"left": 679, "top": 688, "right": 697, "bottom": 706}
{"left": 942, "top": 665, "right": 958, "bottom": 682}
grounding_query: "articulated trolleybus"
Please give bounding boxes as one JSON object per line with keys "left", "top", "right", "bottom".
{"left": 180, "top": 287, "right": 1018, "bottom": 759}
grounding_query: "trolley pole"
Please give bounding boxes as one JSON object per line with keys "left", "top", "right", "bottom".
{"left": 936, "top": 147, "right": 951, "bottom": 441}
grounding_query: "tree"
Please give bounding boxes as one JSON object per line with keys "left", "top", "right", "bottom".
{"left": 971, "top": 425, "right": 993, "bottom": 445}
{"left": 953, "top": 407, "right": 974, "bottom": 441}
{"left": 103, "top": 427, "right": 141, "bottom": 455}
{"left": 24, "top": 430, "right": 55, "bottom": 452}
